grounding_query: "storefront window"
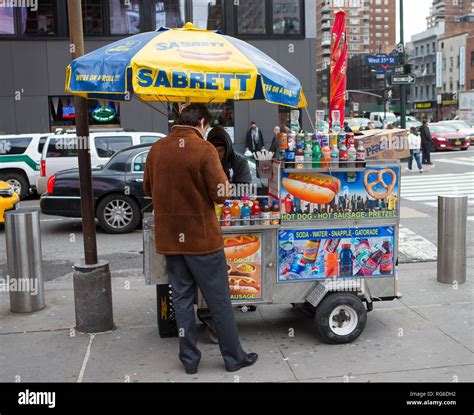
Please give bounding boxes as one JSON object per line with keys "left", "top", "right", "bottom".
{"left": 0, "top": 7, "right": 15, "bottom": 35}
{"left": 155, "top": 0, "right": 186, "bottom": 29}
{"left": 21, "top": 1, "right": 55, "bottom": 35}
{"left": 49, "top": 96, "right": 120, "bottom": 131}
{"left": 109, "top": 0, "right": 140, "bottom": 35}
{"left": 272, "top": 0, "right": 301, "bottom": 35}
{"left": 192, "top": 0, "right": 223, "bottom": 31}
{"left": 236, "top": 0, "right": 266, "bottom": 35}
{"left": 83, "top": 0, "right": 104, "bottom": 35}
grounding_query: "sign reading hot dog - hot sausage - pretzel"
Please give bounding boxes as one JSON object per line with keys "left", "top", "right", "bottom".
{"left": 223, "top": 234, "right": 263, "bottom": 302}
{"left": 278, "top": 166, "right": 400, "bottom": 221}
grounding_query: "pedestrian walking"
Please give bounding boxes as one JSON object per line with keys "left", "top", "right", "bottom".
{"left": 419, "top": 120, "right": 434, "bottom": 165}
{"left": 143, "top": 104, "right": 258, "bottom": 374}
{"left": 408, "top": 126, "right": 423, "bottom": 174}
{"left": 245, "top": 121, "right": 265, "bottom": 153}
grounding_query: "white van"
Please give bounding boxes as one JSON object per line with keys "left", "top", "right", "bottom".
{"left": 0, "top": 134, "right": 50, "bottom": 199}
{"left": 37, "top": 131, "right": 165, "bottom": 195}
{"left": 370, "top": 112, "right": 397, "bottom": 127}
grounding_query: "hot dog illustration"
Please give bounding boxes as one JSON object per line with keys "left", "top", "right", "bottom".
{"left": 282, "top": 173, "right": 341, "bottom": 204}
{"left": 224, "top": 234, "right": 260, "bottom": 260}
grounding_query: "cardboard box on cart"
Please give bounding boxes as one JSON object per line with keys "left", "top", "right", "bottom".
{"left": 360, "top": 128, "right": 409, "bottom": 160}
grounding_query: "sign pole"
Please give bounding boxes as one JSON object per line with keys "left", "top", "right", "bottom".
{"left": 67, "top": 0, "right": 114, "bottom": 333}
{"left": 399, "top": 0, "right": 407, "bottom": 129}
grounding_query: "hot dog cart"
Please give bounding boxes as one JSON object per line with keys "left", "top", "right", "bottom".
{"left": 143, "top": 159, "right": 401, "bottom": 344}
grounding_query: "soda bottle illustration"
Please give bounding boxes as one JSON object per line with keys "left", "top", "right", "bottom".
{"left": 356, "top": 245, "right": 386, "bottom": 276}
{"left": 380, "top": 239, "right": 393, "bottom": 274}
{"left": 339, "top": 244, "right": 354, "bottom": 277}
{"left": 325, "top": 238, "right": 341, "bottom": 253}
{"left": 303, "top": 240, "right": 321, "bottom": 264}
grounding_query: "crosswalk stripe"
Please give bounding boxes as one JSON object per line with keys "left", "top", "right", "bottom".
{"left": 402, "top": 187, "right": 474, "bottom": 194}
{"left": 468, "top": 217, "right": 474, "bottom": 222}
{"left": 402, "top": 172, "right": 474, "bottom": 178}
{"left": 401, "top": 183, "right": 474, "bottom": 190}
{"left": 401, "top": 174, "right": 474, "bottom": 181}
{"left": 434, "top": 159, "right": 474, "bottom": 166}
{"left": 408, "top": 195, "right": 471, "bottom": 201}
{"left": 398, "top": 225, "right": 437, "bottom": 261}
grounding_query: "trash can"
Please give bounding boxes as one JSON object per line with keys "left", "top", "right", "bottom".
{"left": 437, "top": 195, "right": 467, "bottom": 285}
{"left": 4, "top": 207, "right": 45, "bottom": 312}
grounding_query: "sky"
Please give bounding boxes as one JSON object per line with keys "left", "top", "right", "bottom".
{"left": 397, "top": 0, "right": 433, "bottom": 44}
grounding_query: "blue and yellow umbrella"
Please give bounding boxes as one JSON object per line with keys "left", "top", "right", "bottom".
{"left": 65, "top": 22, "right": 306, "bottom": 108}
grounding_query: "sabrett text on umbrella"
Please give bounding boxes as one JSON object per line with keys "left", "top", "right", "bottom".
{"left": 137, "top": 69, "right": 251, "bottom": 91}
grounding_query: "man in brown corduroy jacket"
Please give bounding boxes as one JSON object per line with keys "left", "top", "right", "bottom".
{"left": 144, "top": 104, "right": 257, "bottom": 374}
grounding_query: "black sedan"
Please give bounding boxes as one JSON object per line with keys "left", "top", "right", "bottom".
{"left": 40, "top": 144, "right": 266, "bottom": 233}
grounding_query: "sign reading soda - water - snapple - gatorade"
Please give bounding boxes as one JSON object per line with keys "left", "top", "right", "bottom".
{"left": 278, "top": 226, "right": 395, "bottom": 282}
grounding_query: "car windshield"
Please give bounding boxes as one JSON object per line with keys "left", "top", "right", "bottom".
{"left": 429, "top": 125, "right": 456, "bottom": 133}
{"left": 446, "top": 121, "right": 470, "bottom": 130}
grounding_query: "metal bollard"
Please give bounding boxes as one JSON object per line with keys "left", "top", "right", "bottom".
{"left": 437, "top": 195, "right": 467, "bottom": 285}
{"left": 4, "top": 207, "right": 45, "bottom": 312}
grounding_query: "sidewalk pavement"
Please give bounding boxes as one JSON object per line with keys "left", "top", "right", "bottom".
{"left": 0, "top": 260, "right": 472, "bottom": 383}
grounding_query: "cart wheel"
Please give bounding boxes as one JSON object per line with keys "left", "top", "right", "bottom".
{"left": 314, "top": 293, "right": 367, "bottom": 344}
{"left": 207, "top": 326, "right": 219, "bottom": 344}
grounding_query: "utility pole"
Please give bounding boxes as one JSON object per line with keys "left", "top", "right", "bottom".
{"left": 67, "top": 0, "right": 114, "bottom": 333}
{"left": 399, "top": 0, "right": 407, "bottom": 129}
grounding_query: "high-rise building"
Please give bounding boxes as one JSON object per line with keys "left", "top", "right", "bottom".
{"left": 316, "top": 0, "right": 396, "bottom": 110}
{"left": 427, "top": 0, "right": 474, "bottom": 28}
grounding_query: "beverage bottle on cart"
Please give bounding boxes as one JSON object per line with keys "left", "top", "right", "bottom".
{"left": 356, "top": 245, "right": 386, "bottom": 276}
{"left": 338, "top": 132, "right": 346, "bottom": 148}
{"left": 339, "top": 142, "right": 348, "bottom": 168}
{"left": 324, "top": 252, "right": 339, "bottom": 278}
{"left": 288, "top": 132, "right": 296, "bottom": 150}
{"left": 285, "top": 147, "right": 295, "bottom": 168}
{"left": 321, "top": 133, "right": 329, "bottom": 148}
{"left": 214, "top": 203, "right": 222, "bottom": 220}
{"left": 304, "top": 144, "right": 313, "bottom": 166}
{"left": 321, "top": 143, "right": 331, "bottom": 168}
{"left": 339, "top": 244, "right": 354, "bottom": 277}
{"left": 279, "top": 133, "right": 288, "bottom": 150}
{"left": 312, "top": 138, "right": 322, "bottom": 168}
{"left": 231, "top": 200, "right": 241, "bottom": 226}
{"left": 241, "top": 201, "right": 251, "bottom": 226}
{"left": 295, "top": 144, "right": 305, "bottom": 169}
{"left": 305, "top": 133, "right": 313, "bottom": 147}
{"left": 297, "top": 133, "right": 305, "bottom": 147}
{"left": 330, "top": 144, "right": 339, "bottom": 166}
{"left": 284, "top": 194, "right": 294, "bottom": 214}
{"left": 380, "top": 239, "right": 393, "bottom": 275}
{"left": 329, "top": 132, "right": 337, "bottom": 148}
{"left": 303, "top": 240, "right": 321, "bottom": 264}
{"left": 251, "top": 200, "right": 261, "bottom": 225}
{"left": 221, "top": 202, "right": 231, "bottom": 227}
{"left": 271, "top": 200, "right": 280, "bottom": 225}
{"left": 356, "top": 139, "right": 366, "bottom": 168}
{"left": 261, "top": 199, "right": 271, "bottom": 225}
{"left": 325, "top": 238, "right": 341, "bottom": 253}
{"left": 347, "top": 143, "right": 357, "bottom": 169}
{"left": 346, "top": 132, "right": 355, "bottom": 147}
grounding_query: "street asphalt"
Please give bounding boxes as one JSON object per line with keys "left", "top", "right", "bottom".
{"left": 0, "top": 146, "right": 472, "bottom": 382}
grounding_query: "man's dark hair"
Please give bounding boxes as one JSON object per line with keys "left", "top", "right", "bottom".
{"left": 422, "top": 119, "right": 428, "bottom": 124}
{"left": 179, "top": 104, "right": 212, "bottom": 127}
{"left": 250, "top": 121, "right": 257, "bottom": 126}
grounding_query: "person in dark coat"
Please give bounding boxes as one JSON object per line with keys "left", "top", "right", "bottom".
{"left": 245, "top": 121, "right": 265, "bottom": 153}
{"left": 268, "top": 125, "right": 281, "bottom": 155}
{"left": 419, "top": 120, "right": 434, "bottom": 165}
{"left": 207, "top": 126, "right": 252, "bottom": 185}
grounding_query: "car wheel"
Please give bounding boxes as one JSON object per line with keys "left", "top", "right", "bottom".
{"left": 314, "top": 293, "right": 367, "bottom": 344}
{"left": 461, "top": 147, "right": 468, "bottom": 151}
{"left": 97, "top": 194, "right": 141, "bottom": 234}
{"left": 0, "top": 172, "right": 29, "bottom": 200}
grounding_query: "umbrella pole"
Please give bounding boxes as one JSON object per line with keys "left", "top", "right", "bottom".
{"left": 67, "top": 0, "right": 114, "bottom": 333}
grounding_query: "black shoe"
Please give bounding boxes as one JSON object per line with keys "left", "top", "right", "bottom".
{"left": 226, "top": 353, "right": 258, "bottom": 372}
{"left": 185, "top": 367, "right": 198, "bottom": 375}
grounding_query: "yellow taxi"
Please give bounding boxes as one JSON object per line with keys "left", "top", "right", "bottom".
{"left": 0, "top": 180, "right": 20, "bottom": 223}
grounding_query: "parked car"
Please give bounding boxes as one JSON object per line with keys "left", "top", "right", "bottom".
{"left": 395, "top": 116, "right": 421, "bottom": 129}
{"left": 37, "top": 131, "right": 165, "bottom": 195}
{"left": 0, "top": 133, "right": 49, "bottom": 199}
{"left": 40, "top": 144, "right": 264, "bottom": 233}
{"left": 0, "top": 180, "right": 20, "bottom": 223}
{"left": 369, "top": 112, "right": 397, "bottom": 128}
{"left": 438, "top": 120, "right": 474, "bottom": 142}
{"left": 428, "top": 123, "right": 470, "bottom": 151}
{"left": 345, "top": 117, "right": 371, "bottom": 133}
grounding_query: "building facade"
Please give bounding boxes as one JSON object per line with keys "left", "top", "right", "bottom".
{"left": 315, "top": 0, "right": 396, "bottom": 112}
{"left": 428, "top": 0, "right": 474, "bottom": 28}
{"left": 0, "top": 0, "right": 316, "bottom": 153}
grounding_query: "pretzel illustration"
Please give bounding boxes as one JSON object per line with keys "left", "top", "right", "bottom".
{"left": 363, "top": 169, "right": 396, "bottom": 199}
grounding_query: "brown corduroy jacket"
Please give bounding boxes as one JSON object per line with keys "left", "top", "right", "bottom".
{"left": 144, "top": 125, "right": 229, "bottom": 255}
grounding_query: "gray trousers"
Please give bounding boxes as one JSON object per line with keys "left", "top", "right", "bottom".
{"left": 165, "top": 249, "right": 246, "bottom": 369}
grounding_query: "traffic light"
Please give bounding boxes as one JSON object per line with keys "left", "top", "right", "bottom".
{"left": 404, "top": 64, "right": 413, "bottom": 75}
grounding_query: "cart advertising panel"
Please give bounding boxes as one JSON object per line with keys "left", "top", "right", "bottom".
{"left": 279, "top": 166, "right": 400, "bottom": 221}
{"left": 278, "top": 225, "right": 396, "bottom": 282}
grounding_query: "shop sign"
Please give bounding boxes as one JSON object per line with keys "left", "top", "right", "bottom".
{"left": 414, "top": 101, "right": 433, "bottom": 110}
{"left": 92, "top": 106, "right": 116, "bottom": 123}
{"left": 278, "top": 226, "right": 396, "bottom": 282}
